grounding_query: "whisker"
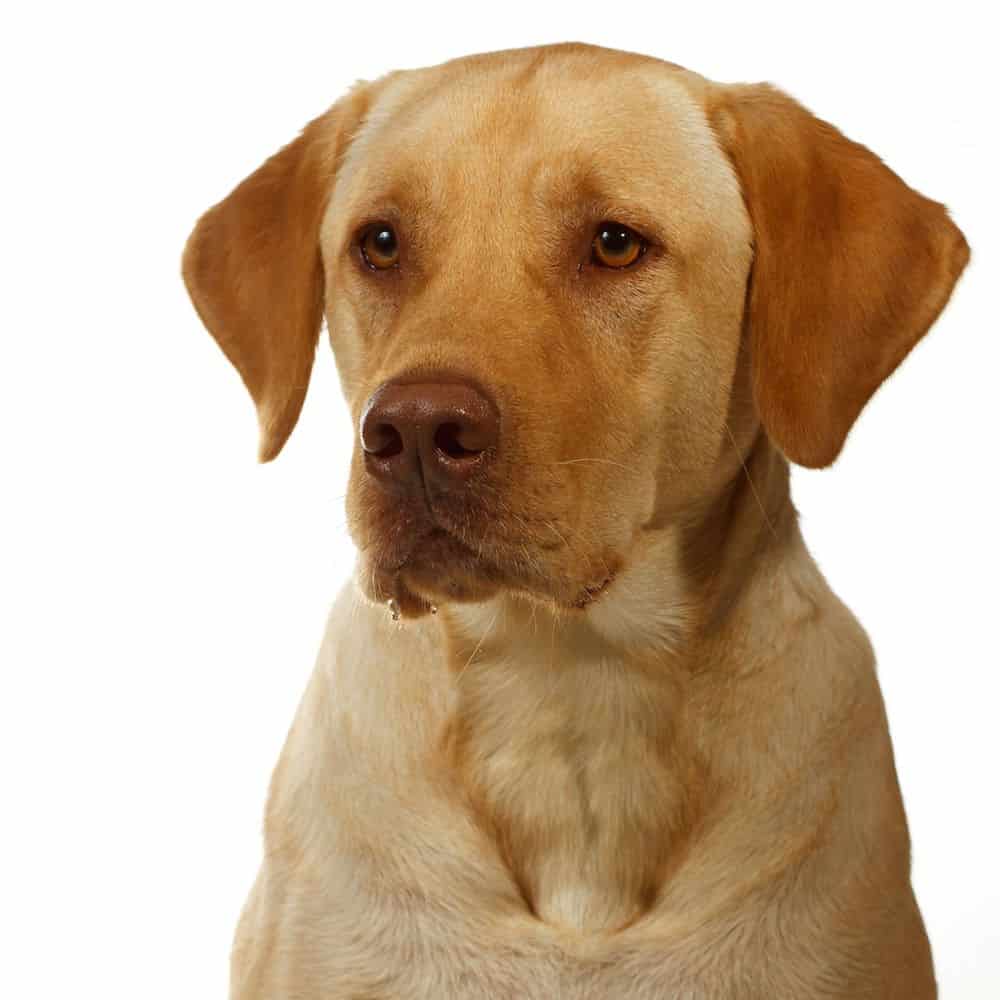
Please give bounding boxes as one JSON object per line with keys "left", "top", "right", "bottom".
{"left": 530, "top": 457, "right": 633, "bottom": 473}
{"left": 455, "top": 608, "right": 499, "bottom": 682}
{"left": 723, "top": 421, "right": 777, "bottom": 540}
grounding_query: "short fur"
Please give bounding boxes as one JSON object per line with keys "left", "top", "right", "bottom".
{"left": 183, "top": 44, "right": 968, "bottom": 998}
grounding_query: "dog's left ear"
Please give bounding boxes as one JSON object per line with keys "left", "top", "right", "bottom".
{"left": 182, "top": 84, "right": 375, "bottom": 461}
{"left": 709, "top": 84, "right": 969, "bottom": 468}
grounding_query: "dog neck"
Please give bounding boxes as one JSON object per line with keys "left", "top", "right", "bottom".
{"left": 437, "top": 435, "right": 802, "bottom": 932}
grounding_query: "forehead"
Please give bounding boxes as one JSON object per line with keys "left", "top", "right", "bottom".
{"left": 332, "top": 47, "right": 740, "bottom": 244}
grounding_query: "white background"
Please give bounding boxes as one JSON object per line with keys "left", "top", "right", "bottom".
{"left": 2, "top": 2, "right": 997, "bottom": 996}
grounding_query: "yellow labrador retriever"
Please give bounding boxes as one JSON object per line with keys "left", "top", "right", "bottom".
{"left": 183, "top": 43, "right": 968, "bottom": 999}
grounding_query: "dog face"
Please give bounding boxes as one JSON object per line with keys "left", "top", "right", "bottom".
{"left": 325, "top": 53, "right": 756, "bottom": 615}
{"left": 183, "top": 45, "right": 968, "bottom": 619}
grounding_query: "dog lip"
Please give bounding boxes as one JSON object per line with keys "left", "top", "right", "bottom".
{"left": 571, "top": 574, "right": 616, "bottom": 609}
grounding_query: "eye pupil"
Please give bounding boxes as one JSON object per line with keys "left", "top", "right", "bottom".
{"left": 373, "top": 228, "right": 396, "bottom": 254}
{"left": 360, "top": 223, "right": 399, "bottom": 269}
{"left": 600, "top": 226, "right": 631, "bottom": 254}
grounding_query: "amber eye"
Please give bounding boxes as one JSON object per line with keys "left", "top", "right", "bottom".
{"left": 359, "top": 224, "right": 399, "bottom": 270}
{"left": 591, "top": 222, "right": 645, "bottom": 269}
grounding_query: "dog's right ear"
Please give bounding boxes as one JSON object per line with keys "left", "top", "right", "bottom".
{"left": 182, "top": 84, "right": 374, "bottom": 462}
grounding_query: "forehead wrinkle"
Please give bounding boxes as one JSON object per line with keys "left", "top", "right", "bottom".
{"left": 330, "top": 53, "right": 744, "bottom": 259}
{"left": 334, "top": 68, "right": 446, "bottom": 198}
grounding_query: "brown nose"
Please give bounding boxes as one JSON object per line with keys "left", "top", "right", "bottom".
{"left": 360, "top": 380, "right": 499, "bottom": 495}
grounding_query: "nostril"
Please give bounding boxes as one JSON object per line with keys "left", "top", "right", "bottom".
{"left": 434, "top": 422, "right": 481, "bottom": 460}
{"left": 370, "top": 423, "right": 404, "bottom": 459}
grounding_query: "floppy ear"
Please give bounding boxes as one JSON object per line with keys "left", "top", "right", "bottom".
{"left": 182, "top": 85, "right": 373, "bottom": 461}
{"left": 709, "top": 84, "right": 969, "bottom": 468}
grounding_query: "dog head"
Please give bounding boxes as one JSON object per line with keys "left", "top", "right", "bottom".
{"left": 183, "top": 44, "right": 968, "bottom": 619}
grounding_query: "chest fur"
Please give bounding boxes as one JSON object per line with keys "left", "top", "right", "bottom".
{"left": 446, "top": 639, "right": 698, "bottom": 932}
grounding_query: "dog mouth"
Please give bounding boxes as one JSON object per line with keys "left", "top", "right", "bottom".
{"left": 352, "top": 471, "right": 623, "bottom": 617}
{"left": 360, "top": 514, "right": 619, "bottom": 619}
{"left": 362, "top": 522, "right": 501, "bottom": 612}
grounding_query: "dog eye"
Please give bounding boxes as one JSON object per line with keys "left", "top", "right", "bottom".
{"left": 591, "top": 222, "right": 646, "bottom": 269}
{"left": 359, "top": 224, "right": 399, "bottom": 270}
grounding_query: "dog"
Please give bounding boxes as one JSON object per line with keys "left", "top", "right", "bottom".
{"left": 183, "top": 43, "right": 968, "bottom": 999}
